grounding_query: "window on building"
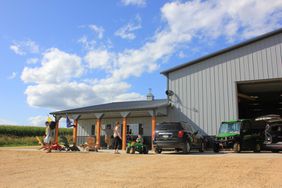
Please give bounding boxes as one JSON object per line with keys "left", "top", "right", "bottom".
{"left": 139, "top": 124, "right": 143, "bottom": 135}
{"left": 91, "top": 124, "right": 95, "bottom": 135}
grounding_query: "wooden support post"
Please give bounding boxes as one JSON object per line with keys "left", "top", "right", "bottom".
{"left": 73, "top": 119, "right": 78, "bottom": 146}
{"left": 122, "top": 117, "right": 127, "bottom": 150}
{"left": 55, "top": 120, "right": 59, "bottom": 144}
{"left": 120, "top": 112, "right": 130, "bottom": 151}
{"left": 95, "top": 118, "right": 101, "bottom": 148}
{"left": 151, "top": 115, "right": 156, "bottom": 149}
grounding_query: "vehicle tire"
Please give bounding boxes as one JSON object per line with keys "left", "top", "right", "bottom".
{"left": 126, "top": 147, "right": 130, "bottom": 154}
{"left": 213, "top": 143, "right": 219, "bottom": 153}
{"left": 183, "top": 142, "right": 191, "bottom": 154}
{"left": 130, "top": 147, "right": 135, "bottom": 154}
{"left": 271, "top": 150, "right": 279, "bottom": 153}
{"left": 155, "top": 148, "right": 162, "bottom": 154}
{"left": 175, "top": 148, "right": 181, "bottom": 153}
{"left": 233, "top": 143, "right": 241, "bottom": 153}
{"left": 199, "top": 142, "right": 205, "bottom": 152}
{"left": 143, "top": 146, "right": 148, "bottom": 154}
{"left": 254, "top": 144, "right": 261, "bottom": 153}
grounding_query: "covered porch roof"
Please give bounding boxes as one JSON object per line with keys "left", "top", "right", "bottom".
{"left": 50, "top": 99, "right": 169, "bottom": 119}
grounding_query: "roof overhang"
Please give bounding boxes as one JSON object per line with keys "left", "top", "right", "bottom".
{"left": 50, "top": 99, "right": 169, "bottom": 119}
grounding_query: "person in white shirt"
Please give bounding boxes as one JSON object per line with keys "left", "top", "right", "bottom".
{"left": 113, "top": 121, "right": 122, "bottom": 154}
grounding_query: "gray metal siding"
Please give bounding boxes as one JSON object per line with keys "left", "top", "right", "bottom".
{"left": 168, "top": 33, "right": 282, "bottom": 135}
{"left": 77, "top": 116, "right": 168, "bottom": 137}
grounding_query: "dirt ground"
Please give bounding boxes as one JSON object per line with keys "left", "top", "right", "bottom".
{"left": 0, "top": 147, "right": 282, "bottom": 188}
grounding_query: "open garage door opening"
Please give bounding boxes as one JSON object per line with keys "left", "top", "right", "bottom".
{"left": 237, "top": 79, "right": 282, "bottom": 119}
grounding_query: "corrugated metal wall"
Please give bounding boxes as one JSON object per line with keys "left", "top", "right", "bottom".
{"left": 168, "top": 33, "right": 282, "bottom": 135}
{"left": 77, "top": 116, "right": 168, "bottom": 137}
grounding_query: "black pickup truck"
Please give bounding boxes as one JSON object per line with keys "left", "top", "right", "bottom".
{"left": 153, "top": 122, "right": 206, "bottom": 154}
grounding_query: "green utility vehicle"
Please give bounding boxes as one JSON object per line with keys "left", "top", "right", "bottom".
{"left": 213, "top": 119, "right": 265, "bottom": 153}
{"left": 126, "top": 136, "right": 149, "bottom": 154}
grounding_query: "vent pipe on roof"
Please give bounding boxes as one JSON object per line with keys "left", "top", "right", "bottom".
{"left": 147, "top": 88, "right": 154, "bottom": 101}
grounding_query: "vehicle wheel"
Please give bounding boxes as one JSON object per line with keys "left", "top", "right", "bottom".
{"left": 183, "top": 142, "right": 191, "bottom": 154}
{"left": 143, "top": 146, "right": 148, "bottom": 154}
{"left": 272, "top": 150, "right": 279, "bottom": 153}
{"left": 213, "top": 143, "right": 219, "bottom": 153}
{"left": 254, "top": 144, "right": 261, "bottom": 153}
{"left": 126, "top": 147, "right": 130, "bottom": 154}
{"left": 233, "top": 143, "right": 241, "bottom": 153}
{"left": 130, "top": 147, "right": 135, "bottom": 154}
{"left": 175, "top": 148, "right": 181, "bottom": 153}
{"left": 155, "top": 148, "right": 162, "bottom": 154}
{"left": 199, "top": 142, "right": 205, "bottom": 152}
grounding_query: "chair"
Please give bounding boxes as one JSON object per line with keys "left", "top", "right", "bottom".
{"left": 59, "top": 136, "right": 80, "bottom": 151}
{"left": 81, "top": 136, "right": 98, "bottom": 152}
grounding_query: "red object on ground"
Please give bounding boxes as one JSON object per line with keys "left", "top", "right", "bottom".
{"left": 50, "top": 143, "right": 62, "bottom": 150}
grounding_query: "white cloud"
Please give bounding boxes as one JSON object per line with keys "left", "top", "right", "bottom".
{"left": 28, "top": 116, "right": 49, "bottom": 126}
{"left": 115, "top": 15, "right": 142, "bottom": 40}
{"left": 84, "top": 50, "right": 114, "bottom": 70}
{"left": 161, "top": 0, "right": 282, "bottom": 41}
{"left": 79, "top": 0, "right": 282, "bottom": 95}
{"left": 26, "top": 58, "right": 39, "bottom": 65}
{"left": 106, "top": 0, "right": 282, "bottom": 82}
{"left": 112, "top": 92, "right": 145, "bottom": 102}
{"left": 10, "top": 40, "right": 39, "bottom": 55}
{"left": 178, "top": 51, "right": 187, "bottom": 58}
{"left": 21, "top": 48, "right": 144, "bottom": 110}
{"left": 89, "top": 24, "right": 104, "bottom": 39}
{"left": 78, "top": 35, "right": 97, "bottom": 50}
{"left": 25, "top": 82, "right": 102, "bottom": 110}
{"left": 0, "top": 118, "right": 17, "bottom": 125}
{"left": 24, "top": 79, "right": 144, "bottom": 110}
{"left": 21, "top": 48, "right": 83, "bottom": 84}
{"left": 20, "top": 0, "right": 282, "bottom": 111}
{"left": 121, "top": 0, "right": 146, "bottom": 7}
{"left": 7, "top": 72, "right": 17, "bottom": 80}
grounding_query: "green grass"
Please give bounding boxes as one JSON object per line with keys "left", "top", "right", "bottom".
{"left": 0, "top": 125, "right": 73, "bottom": 147}
{"left": 0, "top": 135, "right": 39, "bottom": 147}
{"left": 0, "top": 125, "right": 72, "bottom": 136}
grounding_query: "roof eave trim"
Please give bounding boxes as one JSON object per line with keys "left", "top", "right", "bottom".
{"left": 50, "top": 104, "right": 169, "bottom": 116}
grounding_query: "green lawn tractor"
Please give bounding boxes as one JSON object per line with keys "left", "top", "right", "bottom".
{"left": 126, "top": 141, "right": 148, "bottom": 154}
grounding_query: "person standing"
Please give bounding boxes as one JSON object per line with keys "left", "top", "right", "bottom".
{"left": 43, "top": 121, "right": 52, "bottom": 153}
{"left": 102, "top": 125, "right": 113, "bottom": 149}
{"left": 113, "top": 121, "right": 122, "bottom": 154}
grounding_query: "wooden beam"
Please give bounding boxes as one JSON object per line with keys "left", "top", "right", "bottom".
{"left": 73, "top": 119, "right": 78, "bottom": 146}
{"left": 122, "top": 117, "right": 127, "bottom": 150}
{"left": 95, "top": 118, "right": 101, "bottom": 148}
{"left": 54, "top": 116, "right": 62, "bottom": 144}
{"left": 151, "top": 115, "right": 156, "bottom": 150}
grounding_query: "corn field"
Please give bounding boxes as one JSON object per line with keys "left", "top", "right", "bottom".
{"left": 0, "top": 125, "right": 73, "bottom": 146}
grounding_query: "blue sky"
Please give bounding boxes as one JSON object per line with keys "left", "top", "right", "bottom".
{"left": 0, "top": 0, "right": 282, "bottom": 126}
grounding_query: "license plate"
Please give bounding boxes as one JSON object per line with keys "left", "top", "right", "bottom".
{"left": 163, "top": 135, "right": 169, "bottom": 138}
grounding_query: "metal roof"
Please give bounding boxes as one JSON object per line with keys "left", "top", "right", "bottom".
{"left": 161, "top": 28, "right": 282, "bottom": 75}
{"left": 50, "top": 99, "right": 168, "bottom": 115}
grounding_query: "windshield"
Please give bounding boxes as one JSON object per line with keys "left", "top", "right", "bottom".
{"left": 156, "top": 123, "right": 183, "bottom": 130}
{"left": 219, "top": 122, "right": 241, "bottom": 134}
